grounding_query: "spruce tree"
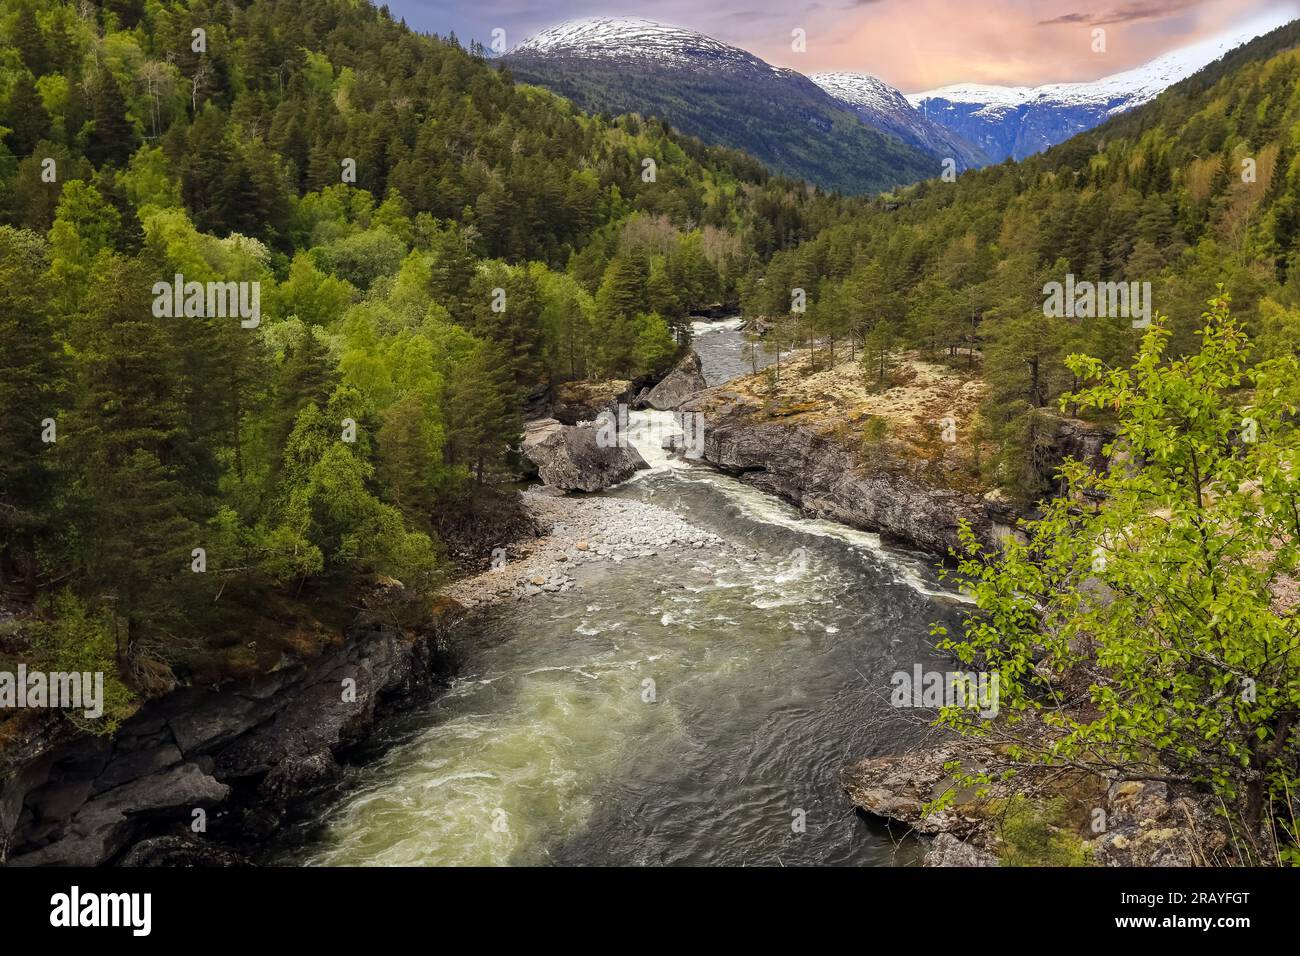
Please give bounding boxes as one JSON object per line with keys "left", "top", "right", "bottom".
{"left": 0, "top": 227, "right": 63, "bottom": 585}
{"left": 2, "top": 72, "right": 51, "bottom": 159}
{"left": 63, "top": 257, "right": 200, "bottom": 654}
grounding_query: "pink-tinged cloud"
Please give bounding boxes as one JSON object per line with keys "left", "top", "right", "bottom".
{"left": 740, "top": 0, "right": 1299, "bottom": 90}
{"left": 405, "top": 0, "right": 1299, "bottom": 90}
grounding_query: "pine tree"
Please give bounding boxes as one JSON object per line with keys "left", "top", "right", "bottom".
{"left": 2, "top": 72, "right": 51, "bottom": 158}
{"left": 10, "top": 2, "right": 48, "bottom": 77}
{"left": 63, "top": 257, "right": 199, "bottom": 656}
{"left": 84, "top": 68, "right": 135, "bottom": 168}
{"left": 267, "top": 325, "right": 336, "bottom": 474}
{"left": 444, "top": 342, "right": 519, "bottom": 484}
{"left": 377, "top": 389, "right": 442, "bottom": 522}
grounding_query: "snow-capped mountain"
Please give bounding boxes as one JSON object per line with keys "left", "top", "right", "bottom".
{"left": 810, "top": 71, "right": 988, "bottom": 171}
{"left": 512, "top": 17, "right": 757, "bottom": 66}
{"left": 908, "top": 10, "right": 1297, "bottom": 163}
{"left": 504, "top": 18, "right": 941, "bottom": 195}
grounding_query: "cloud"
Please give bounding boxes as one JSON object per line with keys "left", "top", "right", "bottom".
{"left": 1038, "top": 1, "right": 1207, "bottom": 27}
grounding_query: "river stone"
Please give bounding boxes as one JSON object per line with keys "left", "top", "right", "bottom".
{"left": 522, "top": 418, "right": 647, "bottom": 492}
{"left": 841, "top": 744, "right": 1003, "bottom": 836}
{"left": 645, "top": 350, "right": 708, "bottom": 410}
{"left": 923, "top": 832, "right": 999, "bottom": 867}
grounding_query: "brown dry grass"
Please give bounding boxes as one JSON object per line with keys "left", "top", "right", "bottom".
{"left": 696, "top": 349, "right": 990, "bottom": 493}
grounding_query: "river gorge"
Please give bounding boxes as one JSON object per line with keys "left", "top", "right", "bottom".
{"left": 272, "top": 322, "right": 969, "bottom": 866}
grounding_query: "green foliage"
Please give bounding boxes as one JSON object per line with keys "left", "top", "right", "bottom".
{"left": 935, "top": 294, "right": 1300, "bottom": 843}
{"left": 24, "top": 591, "right": 135, "bottom": 735}
{"left": 996, "top": 797, "right": 1092, "bottom": 867}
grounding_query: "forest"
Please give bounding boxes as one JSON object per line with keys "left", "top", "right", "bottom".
{"left": 0, "top": 0, "right": 862, "bottom": 718}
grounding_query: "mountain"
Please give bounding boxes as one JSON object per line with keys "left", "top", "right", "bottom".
{"left": 504, "top": 17, "right": 939, "bottom": 195}
{"left": 907, "top": 9, "right": 1298, "bottom": 163}
{"left": 810, "top": 71, "right": 988, "bottom": 171}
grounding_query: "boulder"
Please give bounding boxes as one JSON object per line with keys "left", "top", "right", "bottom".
{"left": 645, "top": 351, "right": 708, "bottom": 410}
{"left": 521, "top": 418, "right": 647, "bottom": 492}
{"left": 923, "top": 831, "right": 1000, "bottom": 867}
{"left": 550, "top": 379, "right": 634, "bottom": 425}
{"left": 841, "top": 744, "right": 1004, "bottom": 836}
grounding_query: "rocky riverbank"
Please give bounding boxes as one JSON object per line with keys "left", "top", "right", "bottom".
{"left": 840, "top": 737, "right": 1245, "bottom": 867}
{"left": 0, "top": 486, "right": 734, "bottom": 866}
{"left": 680, "top": 353, "right": 995, "bottom": 553}
{"left": 0, "top": 586, "right": 460, "bottom": 866}
{"left": 680, "top": 351, "right": 1109, "bottom": 555}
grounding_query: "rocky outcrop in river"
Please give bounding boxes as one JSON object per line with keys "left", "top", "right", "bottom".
{"left": 642, "top": 351, "right": 708, "bottom": 411}
{"left": 522, "top": 418, "right": 647, "bottom": 492}
{"left": 682, "top": 392, "right": 992, "bottom": 554}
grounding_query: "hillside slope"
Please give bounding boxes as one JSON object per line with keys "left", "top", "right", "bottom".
{"left": 505, "top": 17, "right": 939, "bottom": 194}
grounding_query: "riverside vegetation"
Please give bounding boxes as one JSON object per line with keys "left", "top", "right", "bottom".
{"left": 0, "top": 0, "right": 1298, "bottom": 864}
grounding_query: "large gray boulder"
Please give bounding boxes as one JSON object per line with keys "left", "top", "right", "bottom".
{"left": 522, "top": 418, "right": 647, "bottom": 492}
{"left": 645, "top": 350, "right": 707, "bottom": 410}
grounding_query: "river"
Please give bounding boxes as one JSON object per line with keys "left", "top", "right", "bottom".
{"left": 276, "top": 319, "right": 964, "bottom": 866}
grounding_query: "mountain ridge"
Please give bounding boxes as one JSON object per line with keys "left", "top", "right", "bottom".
{"left": 503, "top": 17, "right": 941, "bottom": 195}
{"left": 907, "top": 9, "right": 1298, "bottom": 162}
{"left": 809, "top": 71, "right": 988, "bottom": 170}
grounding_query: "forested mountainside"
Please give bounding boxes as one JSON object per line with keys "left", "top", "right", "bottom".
{"left": 503, "top": 18, "right": 940, "bottom": 195}
{"left": 0, "top": 0, "right": 859, "bottom": 718}
{"left": 744, "top": 17, "right": 1300, "bottom": 502}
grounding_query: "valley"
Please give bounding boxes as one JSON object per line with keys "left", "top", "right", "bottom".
{"left": 1, "top": 0, "right": 1298, "bottom": 875}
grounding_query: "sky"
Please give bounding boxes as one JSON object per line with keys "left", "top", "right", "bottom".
{"left": 388, "top": 0, "right": 1299, "bottom": 91}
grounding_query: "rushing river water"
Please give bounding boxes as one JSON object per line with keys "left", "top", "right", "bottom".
{"left": 689, "top": 315, "right": 774, "bottom": 385}
{"left": 280, "top": 320, "right": 964, "bottom": 866}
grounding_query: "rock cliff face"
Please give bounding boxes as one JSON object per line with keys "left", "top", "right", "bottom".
{"left": 521, "top": 418, "right": 647, "bottom": 492}
{"left": 681, "top": 392, "right": 992, "bottom": 554}
{"left": 1, "top": 608, "right": 457, "bottom": 866}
